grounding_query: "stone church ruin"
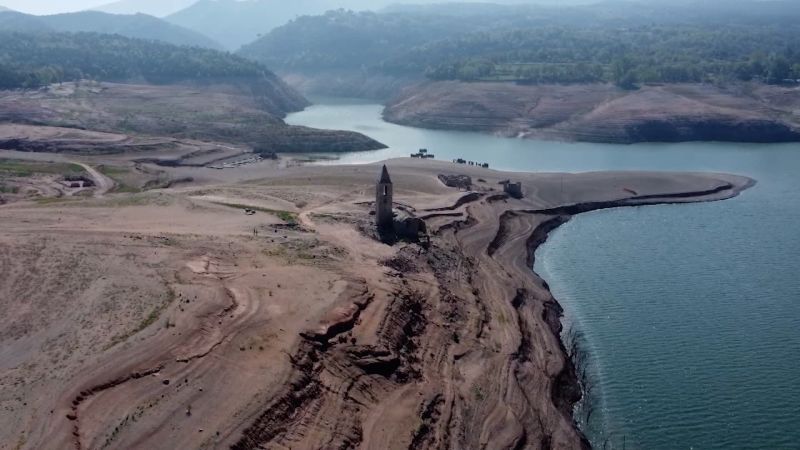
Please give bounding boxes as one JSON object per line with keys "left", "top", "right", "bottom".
{"left": 375, "top": 165, "right": 428, "bottom": 245}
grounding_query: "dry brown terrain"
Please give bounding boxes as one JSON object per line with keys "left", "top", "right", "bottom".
{"left": 0, "top": 158, "right": 752, "bottom": 449}
{"left": 384, "top": 81, "right": 800, "bottom": 143}
{"left": 0, "top": 81, "right": 385, "bottom": 156}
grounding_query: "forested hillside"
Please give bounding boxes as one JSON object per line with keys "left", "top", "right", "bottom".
{"left": 0, "top": 10, "right": 221, "bottom": 49}
{"left": 419, "top": 26, "right": 800, "bottom": 86}
{"left": 0, "top": 31, "right": 272, "bottom": 89}
{"left": 167, "top": 0, "right": 529, "bottom": 50}
{"left": 242, "top": 2, "right": 800, "bottom": 88}
{"left": 237, "top": 10, "right": 486, "bottom": 73}
{"left": 167, "top": 0, "right": 381, "bottom": 50}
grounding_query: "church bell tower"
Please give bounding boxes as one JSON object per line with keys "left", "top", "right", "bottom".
{"left": 376, "top": 165, "right": 393, "bottom": 229}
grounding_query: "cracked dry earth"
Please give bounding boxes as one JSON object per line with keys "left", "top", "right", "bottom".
{"left": 0, "top": 159, "right": 752, "bottom": 449}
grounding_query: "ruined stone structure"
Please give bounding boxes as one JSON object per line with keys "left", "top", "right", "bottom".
{"left": 375, "top": 165, "right": 429, "bottom": 246}
{"left": 376, "top": 165, "right": 394, "bottom": 229}
{"left": 501, "top": 180, "right": 524, "bottom": 199}
{"left": 438, "top": 174, "right": 472, "bottom": 190}
{"left": 393, "top": 211, "right": 428, "bottom": 239}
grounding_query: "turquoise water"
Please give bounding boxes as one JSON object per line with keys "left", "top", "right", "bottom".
{"left": 287, "top": 99, "right": 800, "bottom": 449}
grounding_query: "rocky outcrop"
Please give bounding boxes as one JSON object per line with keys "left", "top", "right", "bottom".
{"left": 384, "top": 81, "right": 800, "bottom": 144}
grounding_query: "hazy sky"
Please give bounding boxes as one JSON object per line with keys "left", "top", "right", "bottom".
{"left": 1, "top": 0, "right": 105, "bottom": 14}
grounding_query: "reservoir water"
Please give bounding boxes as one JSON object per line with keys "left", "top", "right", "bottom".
{"left": 287, "top": 98, "right": 800, "bottom": 449}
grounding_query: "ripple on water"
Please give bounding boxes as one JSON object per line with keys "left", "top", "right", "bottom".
{"left": 536, "top": 189, "right": 800, "bottom": 450}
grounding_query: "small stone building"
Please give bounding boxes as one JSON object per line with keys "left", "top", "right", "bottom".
{"left": 501, "top": 180, "right": 524, "bottom": 199}
{"left": 393, "top": 210, "right": 427, "bottom": 239}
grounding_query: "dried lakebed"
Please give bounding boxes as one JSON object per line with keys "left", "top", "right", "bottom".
{"left": 0, "top": 159, "right": 751, "bottom": 449}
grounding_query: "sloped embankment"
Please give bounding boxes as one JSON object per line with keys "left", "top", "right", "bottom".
{"left": 0, "top": 81, "right": 386, "bottom": 154}
{"left": 384, "top": 81, "right": 800, "bottom": 143}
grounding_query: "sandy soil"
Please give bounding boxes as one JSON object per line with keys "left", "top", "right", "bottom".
{"left": 0, "top": 158, "right": 752, "bottom": 449}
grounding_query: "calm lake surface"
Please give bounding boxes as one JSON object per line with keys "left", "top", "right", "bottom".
{"left": 287, "top": 98, "right": 800, "bottom": 449}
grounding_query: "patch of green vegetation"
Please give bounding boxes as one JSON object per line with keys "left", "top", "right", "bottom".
{"left": 0, "top": 183, "right": 19, "bottom": 194}
{"left": 0, "top": 159, "right": 85, "bottom": 178}
{"left": 474, "top": 385, "right": 485, "bottom": 401}
{"left": 264, "top": 238, "right": 339, "bottom": 267}
{"left": 289, "top": 155, "right": 339, "bottom": 164}
{"left": 276, "top": 210, "right": 298, "bottom": 224}
{"left": 94, "top": 192, "right": 173, "bottom": 208}
{"left": 113, "top": 185, "right": 143, "bottom": 194}
{"left": 0, "top": 31, "right": 269, "bottom": 89}
{"left": 97, "top": 165, "right": 141, "bottom": 194}
{"left": 212, "top": 201, "right": 297, "bottom": 224}
{"left": 140, "top": 307, "right": 162, "bottom": 330}
{"left": 0, "top": 161, "right": 33, "bottom": 177}
{"left": 96, "top": 165, "right": 129, "bottom": 177}
{"left": 143, "top": 176, "right": 194, "bottom": 191}
{"left": 264, "top": 246, "right": 287, "bottom": 258}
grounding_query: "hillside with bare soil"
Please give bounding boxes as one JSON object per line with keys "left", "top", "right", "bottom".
{"left": 0, "top": 81, "right": 384, "bottom": 156}
{"left": 384, "top": 82, "right": 800, "bottom": 143}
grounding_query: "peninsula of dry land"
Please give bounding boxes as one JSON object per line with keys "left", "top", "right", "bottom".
{"left": 0, "top": 156, "right": 752, "bottom": 449}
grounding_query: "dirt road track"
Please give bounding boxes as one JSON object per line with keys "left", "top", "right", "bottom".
{"left": 74, "top": 162, "right": 115, "bottom": 196}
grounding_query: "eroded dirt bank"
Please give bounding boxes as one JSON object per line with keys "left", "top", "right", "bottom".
{"left": 384, "top": 81, "right": 800, "bottom": 143}
{"left": 0, "top": 159, "right": 752, "bottom": 449}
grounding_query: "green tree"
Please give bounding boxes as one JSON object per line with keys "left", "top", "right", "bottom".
{"left": 767, "top": 55, "right": 792, "bottom": 83}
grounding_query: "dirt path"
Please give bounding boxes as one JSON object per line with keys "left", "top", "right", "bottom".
{"left": 74, "top": 162, "right": 115, "bottom": 196}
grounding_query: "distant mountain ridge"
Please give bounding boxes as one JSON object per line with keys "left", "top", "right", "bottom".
{"left": 166, "top": 0, "right": 338, "bottom": 51}
{"left": 0, "top": 10, "right": 48, "bottom": 31}
{"left": 164, "top": 0, "right": 551, "bottom": 50}
{"left": 0, "top": 9, "right": 221, "bottom": 49}
{"left": 93, "top": 0, "right": 196, "bottom": 17}
{"left": 239, "top": 1, "right": 800, "bottom": 100}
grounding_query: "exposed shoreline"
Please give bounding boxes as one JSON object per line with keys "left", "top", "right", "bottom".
{"left": 414, "top": 164, "right": 755, "bottom": 448}
{"left": 0, "top": 158, "right": 754, "bottom": 449}
{"left": 517, "top": 177, "right": 757, "bottom": 445}
{"left": 0, "top": 81, "right": 386, "bottom": 157}
{"left": 383, "top": 81, "right": 800, "bottom": 144}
